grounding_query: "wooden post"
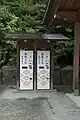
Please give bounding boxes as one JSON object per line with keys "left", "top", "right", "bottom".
{"left": 51, "top": 43, "right": 54, "bottom": 90}
{"left": 34, "top": 40, "right": 37, "bottom": 91}
{"left": 16, "top": 40, "right": 20, "bottom": 89}
{"left": 73, "top": 22, "right": 80, "bottom": 95}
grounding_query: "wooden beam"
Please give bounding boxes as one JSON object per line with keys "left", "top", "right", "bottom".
{"left": 43, "top": 0, "right": 53, "bottom": 24}
{"left": 43, "top": 0, "right": 60, "bottom": 24}
{"left": 73, "top": 22, "right": 80, "bottom": 95}
{"left": 53, "top": 19, "right": 74, "bottom": 24}
{"left": 76, "top": 11, "right": 80, "bottom": 21}
{"left": 55, "top": 11, "right": 80, "bottom": 22}
{"left": 56, "top": 11, "right": 76, "bottom": 22}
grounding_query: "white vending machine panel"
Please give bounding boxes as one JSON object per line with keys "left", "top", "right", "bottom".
{"left": 37, "top": 51, "right": 50, "bottom": 89}
{"left": 20, "top": 50, "right": 33, "bottom": 90}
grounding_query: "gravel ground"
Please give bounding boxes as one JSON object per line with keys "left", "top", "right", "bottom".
{"left": 0, "top": 98, "right": 56, "bottom": 120}
{"left": 1, "top": 88, "right": 80, "bottom": 120}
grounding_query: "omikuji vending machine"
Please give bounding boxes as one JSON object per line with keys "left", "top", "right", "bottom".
{"left": 37, "top": 51, "right": 50, "bottom": 89}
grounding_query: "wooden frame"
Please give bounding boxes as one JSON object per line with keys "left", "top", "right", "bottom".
{"left": 43, "top": 0, "right": 80, "bottom": 24}
{"left": 17, "top": 40, "right": 20, "bottom": 88}
{"left": 43, "top": 0, "right": 80, "bottom": 95}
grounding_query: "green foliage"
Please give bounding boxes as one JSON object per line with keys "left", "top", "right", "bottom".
{"left": 0, "top": 5, "right": 19, "bottom": 37}
{"left": 54, "top": 40, "right": 74, "bottom": 66}
{"left": 0, "top": 0, "right": 46, "bottom": 66}
{"left": 53, "top": 24, "right": 74, "bottom": 65}
{"left": 55, "top": 40, "right": 74, "bottom": 57}
{"left": 0, "top": 41, "right": 17, "bottom": 66}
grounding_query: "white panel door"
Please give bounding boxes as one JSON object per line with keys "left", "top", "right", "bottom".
{"left": 20, "top": 50, "right": 33, "bottom": 90}
{"left": 37, "top": 51, "right": 50, "bottom": 89}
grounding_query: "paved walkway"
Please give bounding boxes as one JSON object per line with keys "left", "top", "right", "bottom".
{"left": 0, "top": 98, "right": 57, "bottom": 120}
{"left": 0, "top": 88, "right": 80, "bottom": 120}
{"left": 66, "top": 93, "right": 80, "bottom": 107}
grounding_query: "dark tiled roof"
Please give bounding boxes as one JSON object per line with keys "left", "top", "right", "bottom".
{"left": 4, "top": 33, "right": 69, "bottom": 41}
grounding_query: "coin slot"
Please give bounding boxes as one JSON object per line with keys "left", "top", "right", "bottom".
{"left": 22, "top": 66, "right": 28, "bottom": 69}
{"left": 39, "top": 66, "right": 44, "bottom": 69}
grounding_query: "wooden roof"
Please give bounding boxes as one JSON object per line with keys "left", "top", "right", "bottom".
{"left": 4, "top": 33, "right": 69, "bottom": 41}
{"left": 43, "top": 0, "right": 80, "bottom": 24}
{"left": 59, "top": 0, "right": 80, "bottom": 11}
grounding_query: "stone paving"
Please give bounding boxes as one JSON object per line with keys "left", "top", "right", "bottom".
{"left": 0, "top": 88, "right": 80, "bottom": 120}
{"left": 66, "top": 93, "right": 80, "bottom": 107}
{"left": 48, "top": 92, "right": 80, "bottom": 120}
{"left": 0, "top": 98, "right": 56, "bottom": 120}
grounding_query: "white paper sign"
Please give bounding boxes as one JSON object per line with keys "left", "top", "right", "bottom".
{"left": 20, "top": 50, "right": 33, "bottom": 90}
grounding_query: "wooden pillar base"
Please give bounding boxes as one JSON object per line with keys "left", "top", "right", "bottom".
{"left": 73, "top": 89, "right": 79, "bottom": 96}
